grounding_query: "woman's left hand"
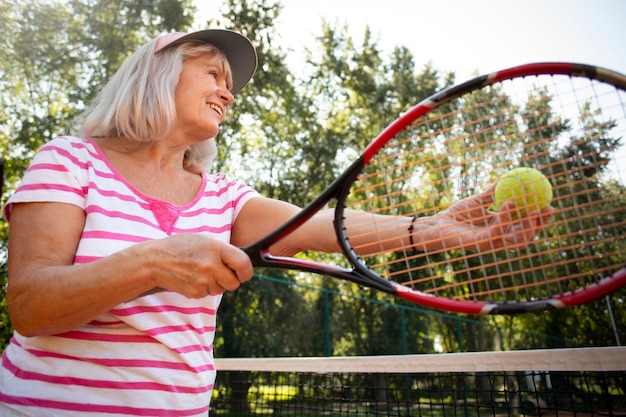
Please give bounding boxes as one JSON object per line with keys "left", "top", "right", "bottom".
{"left": 433, "top": 184, "right": 555, "bottom": 252}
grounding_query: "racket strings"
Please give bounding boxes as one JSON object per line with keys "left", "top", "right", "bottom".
{"left": 352, "top": 114, "right": 573, "bottom": 217}
{"left": 343, "top": 73, "right": 626, "bottom": 303}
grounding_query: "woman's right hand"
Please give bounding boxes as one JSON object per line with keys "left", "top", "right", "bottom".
{"left": 141, "top": 233, "right": 253, "bottom": 298}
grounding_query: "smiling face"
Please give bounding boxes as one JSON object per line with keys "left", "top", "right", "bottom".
{"left": 172, "top": 52, "right": 235, "bottom": 142}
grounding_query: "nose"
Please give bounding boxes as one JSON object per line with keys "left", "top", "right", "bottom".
{"left": 219, "top": 85, "right": 235, "bottom": 105}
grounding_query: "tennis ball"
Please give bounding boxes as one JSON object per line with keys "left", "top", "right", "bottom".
{"left": 494, "top": 168, "right": 553, "bottom": 219}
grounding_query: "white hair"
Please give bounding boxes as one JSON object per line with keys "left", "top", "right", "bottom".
{"left": 73, "top": 38, "right": 232, "bottom": 173}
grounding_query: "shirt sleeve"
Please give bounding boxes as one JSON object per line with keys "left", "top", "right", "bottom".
{"left": 3, "top": 136, "right": 88, "bottom": 221}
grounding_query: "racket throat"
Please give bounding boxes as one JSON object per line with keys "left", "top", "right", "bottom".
{"left": 248, "top": 252, "right": 397, "bottom": 294}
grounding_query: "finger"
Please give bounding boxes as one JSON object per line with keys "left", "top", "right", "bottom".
{"left": 221, "top": 247, "right": 254, "bottom": 283}
{"left": 449, "top": 187, "right": 496, "bottom": 224}
{"left": 494, "top": 200, "right": 517, "bottom": 227}
{"left": 492, "top": 203, "right": 537, "bottom": 249}
{"left": 508, "top": 212, "right": 553, "bottom": 249}
{"left": 524, "top": 206, "right": 555, "bottom": 239}
{"left": 212, "top": 269, "right": 242, "bottom": 293}
{"left": 540, "top": 206, "right": 556, "bottom": 223}
{"left": 207, "top": 251, "right": 253, "bottom": 293}
{"left": 476, "top": 183, "right": 496, "bottom": 205}
{"left": 516, "top": 205, "right": 555, "bottom": 234}
{"left": 201, "top": 267, "right": 243, "bottom": 295}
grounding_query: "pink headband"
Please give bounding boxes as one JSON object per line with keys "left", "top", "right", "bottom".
{"left": 154, "top": 32, "right": 188, "bottom": 52}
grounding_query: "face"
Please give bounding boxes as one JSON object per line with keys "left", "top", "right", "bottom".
{"left": 172, "top": 53, "right": 235, "bottom": 141}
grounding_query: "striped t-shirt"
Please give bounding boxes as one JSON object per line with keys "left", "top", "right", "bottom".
{"left": 0, "top": 136, "right": 259, "bottom": 416}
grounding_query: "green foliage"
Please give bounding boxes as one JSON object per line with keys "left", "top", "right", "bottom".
{"left": 0, "top": 242, "right": 10, "bottom": 347}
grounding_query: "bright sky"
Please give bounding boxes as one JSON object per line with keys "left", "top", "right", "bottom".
{"left": 193, "top": 0, "right": 626, "bottom": 83}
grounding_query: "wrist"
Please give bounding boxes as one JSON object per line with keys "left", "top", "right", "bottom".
{"left": 407, "top": 215, "right": 418, "bottom": 252}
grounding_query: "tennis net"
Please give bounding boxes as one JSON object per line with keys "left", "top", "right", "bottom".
{"left": 211, "top": 347, "right": 626, "bottom": 416}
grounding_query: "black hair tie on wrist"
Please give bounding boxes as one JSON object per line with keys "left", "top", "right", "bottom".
{"left": 408, "top": 214, "right": 418, "bottom": 252}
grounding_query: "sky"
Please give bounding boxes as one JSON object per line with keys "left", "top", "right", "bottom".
{"left": 192, "top": 0, "right": 626, "bottom": 83}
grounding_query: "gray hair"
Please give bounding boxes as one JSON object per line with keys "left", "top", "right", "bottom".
{"left": 73, "top": 38, "right": 232, "bottom": 173}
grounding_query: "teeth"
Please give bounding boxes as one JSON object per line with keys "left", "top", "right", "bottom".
{"left": 208, "top": 103, "right": 222, "bottom": 117}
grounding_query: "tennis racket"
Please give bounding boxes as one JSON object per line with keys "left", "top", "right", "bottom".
{"left": 243, "top": 62, "right": 626, "bottom": 315}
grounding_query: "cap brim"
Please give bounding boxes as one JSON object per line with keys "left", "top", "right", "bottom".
{"left": 158, "top": 29, "right": 258, "bottom": 94}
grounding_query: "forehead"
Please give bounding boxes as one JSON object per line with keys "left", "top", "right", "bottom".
{"left": 181, "top": 49, "right": 233, "bottom": 88}
{"left": 184, "top": 44, "right": 231, "bottom": 71}
{"left": 185, "top": 52, "right": 224, "bottom": 66}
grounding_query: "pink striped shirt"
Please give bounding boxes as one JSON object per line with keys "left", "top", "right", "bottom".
{"left": 0, "top": 136, "right": 259, "bottom": 416}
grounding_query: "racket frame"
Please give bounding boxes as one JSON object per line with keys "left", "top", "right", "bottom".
{"left": 243, "top": 62, "right": 626, "bottom": 315}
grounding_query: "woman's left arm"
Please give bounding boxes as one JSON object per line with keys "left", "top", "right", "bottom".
{"left": 231, "top": 187, "right": 554, "bottom": 257}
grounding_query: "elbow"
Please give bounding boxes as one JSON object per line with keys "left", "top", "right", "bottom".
{"left": 8, "top": 308, "right": 57, "bottom": 338}
{"left": 7, "top": 300, "right": 38, "bottom": 337}
{"left": 8, "top": 312, "right": 37, "bottom": 338}
{"left": 7, "top": 286, "right": 50, "bottom": 337}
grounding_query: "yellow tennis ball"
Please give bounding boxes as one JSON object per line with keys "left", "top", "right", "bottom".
{"left": 494, "top": 168, "right": 553, "bottom": 219}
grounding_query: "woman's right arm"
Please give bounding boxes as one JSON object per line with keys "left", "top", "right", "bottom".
{"left": 7, "top": 202, "right": 252, "bottom": 337}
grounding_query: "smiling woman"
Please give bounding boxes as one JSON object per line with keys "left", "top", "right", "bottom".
{"left": 0, "top": 29, "right": 262, "bottom": 417}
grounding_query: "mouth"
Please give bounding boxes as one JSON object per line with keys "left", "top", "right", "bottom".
{"left": 208, "top": 102, "right": 224, "bottom": 118}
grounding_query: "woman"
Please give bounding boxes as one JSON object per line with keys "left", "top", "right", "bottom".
{"left": 0, "top": 29, "right": 552, "bottom": 416}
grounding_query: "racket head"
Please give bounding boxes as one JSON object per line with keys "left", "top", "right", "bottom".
{"left": 334, "top": 62, "right": 626, "bottom": 314}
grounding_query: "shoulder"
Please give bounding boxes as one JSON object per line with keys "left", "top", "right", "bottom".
{"left": 34, "top": 136, "right": 99, "bottom": 165}
{"left": 202, "top": 172, "right": 260, "bottom": 217}
{"left": 204, "top": 172, "right": 258, "bottom": 198}
{"left": 40, "top": 135, "right": 91, "bottom": 151}
{"left": 4, "top": 137, "right": 98, "bottom": 220}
